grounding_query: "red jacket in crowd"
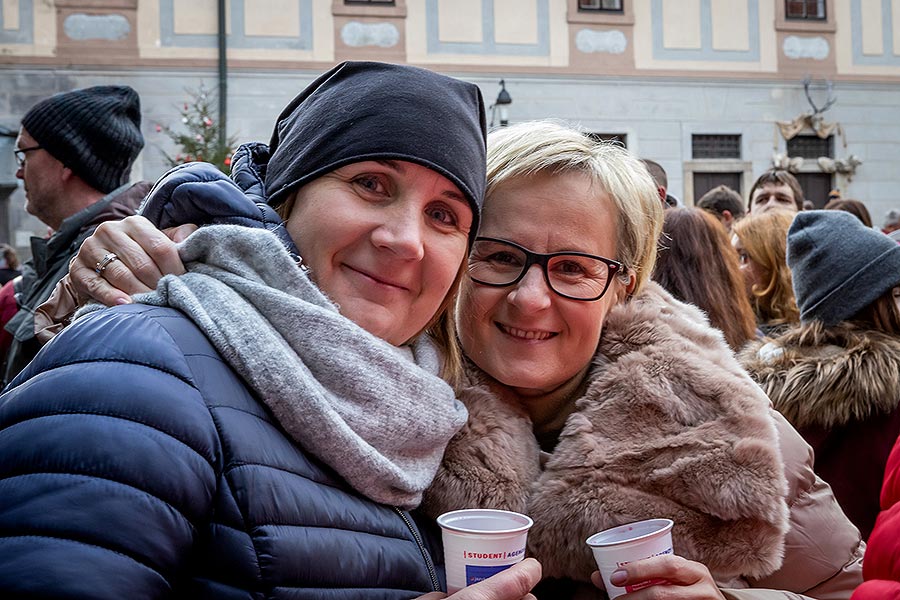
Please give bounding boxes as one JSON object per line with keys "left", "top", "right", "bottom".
{"left": 853, "top": 433, "right": 900, "bottom": 599}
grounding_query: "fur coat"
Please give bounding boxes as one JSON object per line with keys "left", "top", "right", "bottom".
{"left": 423, "top": 282, "right": 790, "bottom": 584}
{"left": 741, "top": 323, "right": 900, "bottom": 539}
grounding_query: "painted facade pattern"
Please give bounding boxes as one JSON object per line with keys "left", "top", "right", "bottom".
{"left": 0, "top": 0, "right": 897, "bottom": 77}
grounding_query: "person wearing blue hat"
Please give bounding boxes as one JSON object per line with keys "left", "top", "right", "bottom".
{"left": 742, "top": 209, "right": 900, "bottom": 539}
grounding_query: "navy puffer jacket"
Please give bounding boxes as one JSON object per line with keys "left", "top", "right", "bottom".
{"left": 0, "top": 147, "right": 442, "bottom": 599}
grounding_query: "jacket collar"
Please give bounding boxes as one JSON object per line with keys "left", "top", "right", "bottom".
{"left": 741, "top": 322, "right": 900, "bottom": 428}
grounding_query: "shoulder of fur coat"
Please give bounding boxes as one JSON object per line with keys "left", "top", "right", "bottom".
{"left": 739, "top": 322, "right": 900, "bottom": 429}
{"left": 423, "top": 282, "right": 790, "bottom": 584}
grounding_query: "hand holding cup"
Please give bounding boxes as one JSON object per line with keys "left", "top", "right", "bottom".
{"left": 590, "top": 554, "right": 726, "bottom": 599}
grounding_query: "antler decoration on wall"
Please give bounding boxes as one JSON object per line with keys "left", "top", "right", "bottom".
{"left": 772, "top": 77, "right": 861, "bottom": 180}
{"left": 777, "top": 77, "right": 841, "bottom": 140}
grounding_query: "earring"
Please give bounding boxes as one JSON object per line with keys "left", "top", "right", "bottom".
{"left": 291, "top": 253, "right": 310, "bottom": 273}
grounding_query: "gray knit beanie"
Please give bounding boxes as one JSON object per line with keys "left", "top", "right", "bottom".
{"left": 21, "top": 85, "right": 144, "bottom": 194}
{"left": 787, "top": 210, "right": 900, "bottom": 326}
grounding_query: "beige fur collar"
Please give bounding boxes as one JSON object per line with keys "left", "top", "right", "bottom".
{"left": 740, "top": 322, "right": 900, "bottom": 429}
{"left": 423, "top": 283, "right": 789, "bottom": 584}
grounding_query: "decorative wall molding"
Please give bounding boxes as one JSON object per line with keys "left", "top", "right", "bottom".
{"left": 340, "top": 21, "right": 399, "bottom": 47}
{"left": 783, "top": 35, "right": 829, "bottom": 60}
{"left": 575, "top": 28, "right": 626, "bottom": 54}
{"left": 159, "top": 0, "right": 312, "bottom": 49}
{"left": 426, "top": 0, "right": 549, "bottom": 56}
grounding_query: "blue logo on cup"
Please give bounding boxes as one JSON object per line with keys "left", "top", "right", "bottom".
{"left": 466, "top": 564, "right": 512, "bottom": 585}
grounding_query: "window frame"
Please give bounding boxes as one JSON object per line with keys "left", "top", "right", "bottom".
{"left": 578, "top": 0, "right": 624, "bottom": 13}
{"left": 568, "top": 0, "right": 633, "bottom": 25}
{"left": 775, "top": 0, "right": 834, "bottom": 32}
{"left": 691, "top": 134, "right": 742, "bottom": 160}
{"left": 333, "top": 0, "right": 405, "bottom": 18}
{"left": 785, "top": 0, "right": 826, "bottom": 21}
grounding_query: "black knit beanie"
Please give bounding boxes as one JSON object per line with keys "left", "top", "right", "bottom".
{"left": 21, "top": 85, "right": 144, "bottom": 194}
{"left": 787, "top": 210, "right": 900, "bottom": 326}
{"left": 266, "top": 61, "right": 487, "bottom": 246}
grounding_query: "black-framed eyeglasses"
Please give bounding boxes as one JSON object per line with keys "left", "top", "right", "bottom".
{"left": 14, "top": 145, "right": 42, "bottom": 168}
{"left": 468, "top": 237, "right": 627, "bottom": 302}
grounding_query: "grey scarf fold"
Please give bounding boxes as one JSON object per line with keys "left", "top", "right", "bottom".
{"left": 135, "top": 224, "right": 467, "bottom": 509}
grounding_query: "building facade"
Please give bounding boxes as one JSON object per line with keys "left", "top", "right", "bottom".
{"left": 2, "top": 0, "right": 900, "bottom": 250}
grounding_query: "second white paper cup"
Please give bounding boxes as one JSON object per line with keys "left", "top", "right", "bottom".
{"left": 586, "top": 518, "right": 674, "bottom": 599}
{"left": 437, "top": 508, "right": 533, "bottom": 594}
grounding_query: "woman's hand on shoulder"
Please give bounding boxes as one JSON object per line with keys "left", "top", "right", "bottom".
{"left": 591, "top": 555, "right": 726, "bottom": 599}
{"left": 71, "top": 215, "right": 196, "bottom": 306}
{"left": 417, "top": 558, "right": 542, "bottom": 600}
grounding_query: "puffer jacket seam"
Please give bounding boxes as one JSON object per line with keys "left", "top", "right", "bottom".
{"left": 20, "top": 356, "right": 196, "bottom": 389}
{"left": 1, "top": 533, "right": 172, "bottom": 586}
{"left": 0, "top": 472, "right": 203, "bottom": 536}
{"left": 245, "top": 521, "right": 420, "bottom": 541}
{"left": 0, "top": 411, "right": 216, "bottom": 468}
{"left": 226, "top": 461, "right": 353, "bottom": 493}
{"left": 204, "top": 404, "right": 265, "bottom": 583}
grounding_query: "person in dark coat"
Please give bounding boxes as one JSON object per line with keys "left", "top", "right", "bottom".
{"left": 5, "top": 85, "right": 148, "bottom": 384}
{"left": 0, "top": 62, "right": 541, "bottom": 599}
{"left": 741, "top": 210, "right": 900, "bottom": 539}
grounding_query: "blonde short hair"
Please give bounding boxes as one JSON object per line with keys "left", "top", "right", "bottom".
{"left": 486, "top": 120, "right": 663, "bottom": 294}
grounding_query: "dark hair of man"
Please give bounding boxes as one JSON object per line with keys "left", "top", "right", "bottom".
{"left": 697, "top": 185, "right": 746, "bottom": 220}
{"left": 653, "top": 207, "right": 758, "bottom": 351}
{"left": 640, "top": 158, "right": 667, "bottom": 189}
{"left": 824, "top": 198, "right": 873, "bottom": 228}
{"left": 747, "top": 169, "right": 804, "bottom": 212}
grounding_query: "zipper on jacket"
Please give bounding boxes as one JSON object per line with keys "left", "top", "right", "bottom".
{"left": 394, "top": 507, "right": 440, "bottom": 592}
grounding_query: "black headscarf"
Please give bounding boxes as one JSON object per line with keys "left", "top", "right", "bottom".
{"left": 266, "top": 61, "right": 488, "bottom": 246}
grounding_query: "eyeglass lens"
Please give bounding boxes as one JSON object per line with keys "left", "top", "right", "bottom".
{"left": 14, "top": 146, "right": 41, "bottom": 168}
{"left": 468, "top": 239, "right": 614, "bottom": 300}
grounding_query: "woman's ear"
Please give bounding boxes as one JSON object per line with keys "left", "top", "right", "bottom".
{"left": 615, "top": 272, "right": 636, "bottom": 302}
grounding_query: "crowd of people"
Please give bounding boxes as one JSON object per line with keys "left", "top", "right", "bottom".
{"left": 2, "top": 61, "right": 900, "bottom": 599}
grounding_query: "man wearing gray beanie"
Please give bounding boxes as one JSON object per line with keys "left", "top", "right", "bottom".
{"left": 4, "top": 85, "right": 150, "bottom": 384}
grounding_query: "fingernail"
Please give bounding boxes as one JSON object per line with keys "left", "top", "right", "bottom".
{"left": 610, "top": 569, "right": 627, "bottom": 586}
{"left": 116, "top": 297, "right": 132, "bottom": 305}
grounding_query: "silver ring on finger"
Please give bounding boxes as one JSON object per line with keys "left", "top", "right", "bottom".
{"left": 95, "top": 252, "right": 120, "bottom": 275}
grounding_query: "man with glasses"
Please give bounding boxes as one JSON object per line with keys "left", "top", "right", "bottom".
{"left": 4, "top": 85, "right": 149, "bottom": 384}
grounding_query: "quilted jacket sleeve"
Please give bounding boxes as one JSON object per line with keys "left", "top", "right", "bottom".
{"left": 139, "top": 155, "right": 297, "bottom": 255}
{"left": 0, "top": 304, "right": 221, "bottom": 599}
{"left": 721, "top": 411, "right": 863, "bottom": 600}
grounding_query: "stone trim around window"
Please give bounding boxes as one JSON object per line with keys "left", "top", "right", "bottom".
{"left": 682, "top": 159, "right": 753, "bottom": 207}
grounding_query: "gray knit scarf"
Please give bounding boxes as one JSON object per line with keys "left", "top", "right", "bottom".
{"left": 127, "top": 224, "right": 467, "bottom": 509}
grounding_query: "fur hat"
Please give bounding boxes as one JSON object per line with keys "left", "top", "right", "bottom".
{"left": 265, "top": 61, "right": 487, "bottom": 246}
{"left": 21, "top": 85, "right": 144, "bottom": 194}
{"left": 787, "top": 210, "right": 900, "bottom": 326}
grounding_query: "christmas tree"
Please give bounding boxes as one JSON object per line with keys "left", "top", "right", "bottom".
{"left": 157, "top": 83, "right": 237, "bottom": 174}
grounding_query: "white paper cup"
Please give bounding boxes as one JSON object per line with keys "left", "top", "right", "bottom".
{"left": 437, "top": 508, "right": 533, "bottom": 594}
{"left": 586, "top": 518, "right": 674, "bottom": 599}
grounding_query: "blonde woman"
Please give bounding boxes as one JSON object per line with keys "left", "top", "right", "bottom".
{"left": 731, "top": 211, "right": 800, "bottom": 336}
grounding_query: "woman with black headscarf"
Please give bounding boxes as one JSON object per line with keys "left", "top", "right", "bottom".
{"left": 0, "top": 62, "right": 540, "bottom": 599}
